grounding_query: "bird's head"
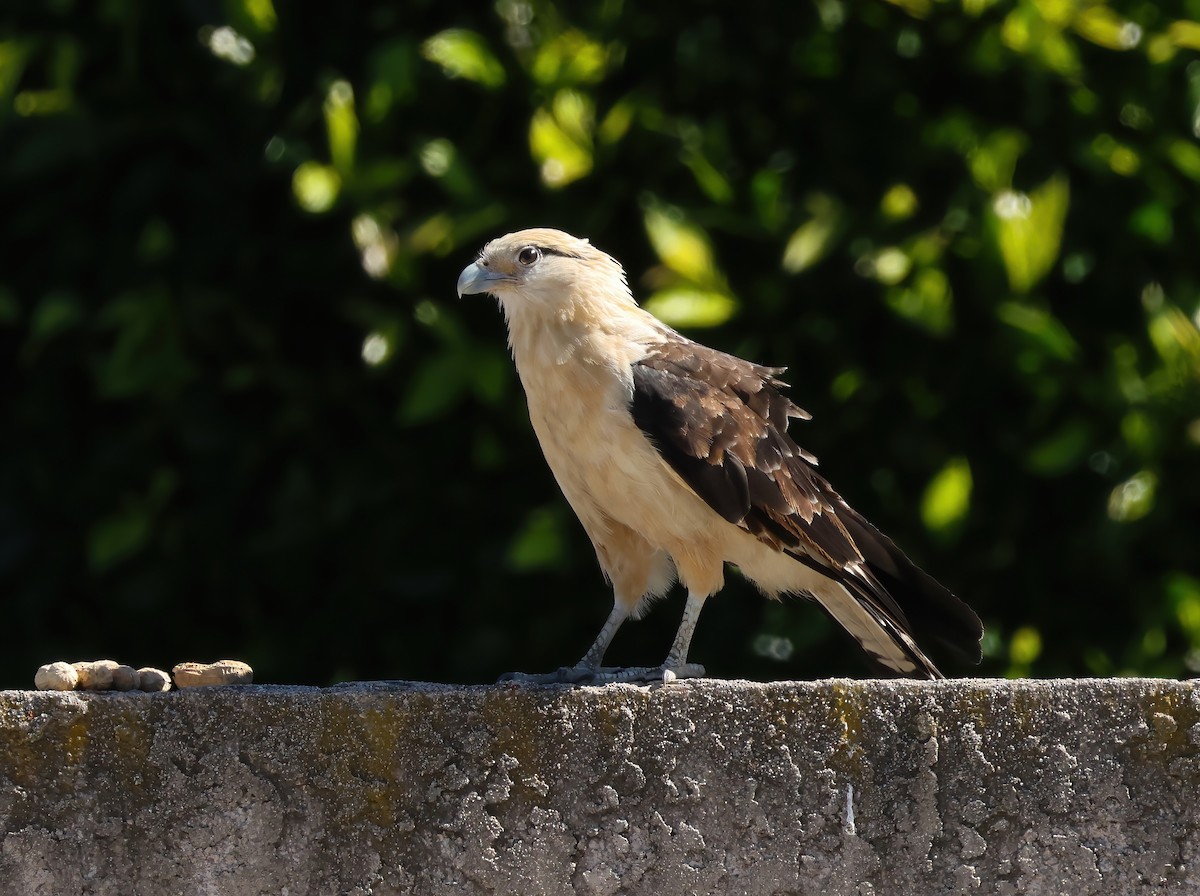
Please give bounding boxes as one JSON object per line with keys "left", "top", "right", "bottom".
{"left": 456, "top": 228, "right": 633, "bottom": 321}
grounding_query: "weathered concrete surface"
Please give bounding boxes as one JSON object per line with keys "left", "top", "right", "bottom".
{"left": 1, "top": 678, "right": 1198, "bottom": 895}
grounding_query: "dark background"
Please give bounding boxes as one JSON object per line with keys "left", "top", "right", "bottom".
{"left": 3, "top": 0, "right": 1199, "bottom": 687}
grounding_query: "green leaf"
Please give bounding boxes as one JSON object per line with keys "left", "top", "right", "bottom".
{"left": 885, "top": 267, "right": 953, "bottom": 336}
{"left": 1167, "top": 139, "right": 1200, "bottom": 182}
{"left": 997, "top": 301, "right": 1079, "bottom": 361}
{"left": 1026, "top": 419, "right": 1093, "bottom": 475}
{"left": 323, "top": 80, "right": 358, "bottom": 174}
{"left": 967, "top": 129, "right": 1027, "bottom": 192}
{"left": 30, "top": 291, "right": 81, "bottom": 340}
{"left": 782, "top": 194, "right": 842, "bottom": 273}
{"left": 643, "top": 288, "right": 737, "bottom": 328}
{"left": 1167, "top": 573, "right": 1200, "bottom": 644}
{"left": 421, "top": 29, "right": 506, "bottom": 88}
{"left": 292, "top": 161, "right": 341, "bottom": 213}
{"left": 992, "top": 173, "right": 1070, "bottom": 292}
{"left": 529, "top": 90, "right": 594, "bottom": 188}
{"left": 921, "top": 456, "right": 972, "bottom": 535}
{"left": 643, "top": 205, "right": 717, "bottom": 284}
{"left": 1008, "top": 625, "right": 1042, "bottom": 665}
{"left": 398, "top": 353, "right": 468, "bottom": 424}
{"left": 881, "top": 183, "right": 919, "bottom": 220}
{"left": 507, "top": 506, "right": 569, "bottom": 572}
{"left": 1107, "top": 470, "right": 1157, "bottom": 523}
{"left": 531, "top": 30, "right": 611, "bottom": 86}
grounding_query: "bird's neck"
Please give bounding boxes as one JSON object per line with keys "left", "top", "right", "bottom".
{"left": 502, "top": 291, "right": 665, "bottom": 374}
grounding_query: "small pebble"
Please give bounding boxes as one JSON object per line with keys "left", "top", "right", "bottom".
{"left": 173, "top": 659, "right": 254, "bottom": 688}
{"left": 35, "top": 662, "right": 79, "bottom": 691}
{"left": 137, "top": 667, "right": 172, "bottom": 692}
{"left": 111, "top": 665, "right": 140, "bottom": 691}
{"left": 73, "top": 659, "right": 120, "bottom": 691}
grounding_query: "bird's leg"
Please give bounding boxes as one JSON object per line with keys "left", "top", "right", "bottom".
{"left": 575, "top": 602, "right": 628, "bottom": 670}
{"left": 497, "top": 593, "right": 708, "bottom": 686}
{"left": 657, "top": 590, "right": 707, "bottom": 681}
{"left": 569, "top": 591, "right": 708, "bottom": 685}
{"left": 497, "top": 602, "right": 629, "bottom": 684}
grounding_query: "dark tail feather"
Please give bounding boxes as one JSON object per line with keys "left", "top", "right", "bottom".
{"left": 839, "top": 505, "right": 984, "bottom": 666}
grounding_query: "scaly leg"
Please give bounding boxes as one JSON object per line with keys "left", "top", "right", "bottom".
{"left": 499, "top": 592, "right": 708, "bottom": 685}
{"left": 498, "top": 602, "right": 629, "bottom": 684}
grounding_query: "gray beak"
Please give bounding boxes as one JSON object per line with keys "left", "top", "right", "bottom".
{"left": 457, "top": 261, "right": 513, "bottom": 298}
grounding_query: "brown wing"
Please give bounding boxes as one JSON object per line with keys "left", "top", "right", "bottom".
{"left": 629, "top": 337, "right": 983, "bottom": 675}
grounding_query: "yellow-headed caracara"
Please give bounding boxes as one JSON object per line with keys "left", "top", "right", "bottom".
{"left": 458, "top": 228, "right": 983, "bottom": 683}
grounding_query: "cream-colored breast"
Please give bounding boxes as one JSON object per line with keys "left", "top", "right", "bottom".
{"left": 513, "top": 326, "right": 717, "bottom": 548}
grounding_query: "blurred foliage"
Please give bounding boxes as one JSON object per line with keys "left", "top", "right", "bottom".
{"left": 2, "top": 0, "right": 1199, "bottom": 687}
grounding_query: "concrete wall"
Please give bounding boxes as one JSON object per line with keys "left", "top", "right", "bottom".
{"left": 1, "top": 678, "right": 1198, "bottom": 895}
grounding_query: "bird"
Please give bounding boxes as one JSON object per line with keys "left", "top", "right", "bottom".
{"left": 457, "top": 227, "right": 983, "bottom": 683}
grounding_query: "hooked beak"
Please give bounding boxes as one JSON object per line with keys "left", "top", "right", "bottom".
{"left": 456, "top": 261, "right": 513, "bottom": 298}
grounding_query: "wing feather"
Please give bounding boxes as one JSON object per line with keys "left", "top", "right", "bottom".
{"left": 629, "top": 337, "right": 983, "bottom": 677}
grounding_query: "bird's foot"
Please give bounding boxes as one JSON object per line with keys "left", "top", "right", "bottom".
{"left": 497, "top": 663, "right": 706, "bottom": 686}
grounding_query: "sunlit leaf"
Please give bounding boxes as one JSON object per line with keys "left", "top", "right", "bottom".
{"left": 1072, "top": 7, "right": 1141, "bottom": 50}
{"left": 992, "top": 174, "right": 1069, "bottom": 292}
{"left": 1167, "top": 19, "right": 1200, "bottom": 51}
{"left": 1091, "top": 133, "right": 1140, "bottom": 176}
{"left": 644, "top": 206, "right": 716, "bottom": 284}
{"left": 531, "top": 30, "right": 611, "bottom": 86}
{"left": 409, "top": 213, "right": 456, "bottom": 255}
{"left": 865, "top": 247, "right": 912, "bottom": 285}
{"left": 782, "top": 194, "right": 843, "bottom": 273}
{"left": 1108, "top": 470, "right": 1157, "bottom": 522}
{"left": 598, "top": 99, "right": 634, "bottom": 144}
{"left": 241, "top": 0, "right": 277, "bottom": 32}
{"left": 921, "top": 456, "right": 972, "bottom": 535}
{"left": 1167, "top": 139, "right": 1200, "bottom": 182}
{"left": 1000, "top": 5, "right": 1080, "bottom": 75}
{"left": 682, "top": 149, "right": 733, "bottom": 204}
{"left": 201, "top": 25, "right": 255, "bottom": 66}
{"left": 324, "top": 80, "right": 358, "bottom": 174}
{"left": 1147, "top": 306, "right": 1200, "bottom": 381}
{"left": 1168, "top": 573, "right": 1200, "bottom": 644}
{"left": 360, "top": 331, "right": 392, "bottom": 367}
{"left": 885, "top": 267, "right": 953, "bottom": 336}
{"left": 968, "top": 129, "right": 1027, "bottom": 191}
{"left": 292, "top": 161, "right": 341, "bottom": 213}
{"left": 881, "top": 183, "right": 919, "bottom": 220}
{"left": 421, "top": 29, "right": 506, "bottom": 88}
{"left": 643, "top": 288, "right": 737, "bottom": 328}
{"left": 1009, "top": 625, "right": 1042, "bottom": 664}
{"left": 996, "top": 301, "right": 1078, "bottom": 361}
{"left": 529, "top": 90, "right": 594, "bottom": 188}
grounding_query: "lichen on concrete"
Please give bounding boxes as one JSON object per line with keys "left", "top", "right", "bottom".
{"left": 1, "top": 678, "right": 1198, "bottom": 895}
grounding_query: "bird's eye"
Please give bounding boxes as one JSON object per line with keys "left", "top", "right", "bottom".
{"left": 517, "top": 246, "right": 541, "bottom": 266}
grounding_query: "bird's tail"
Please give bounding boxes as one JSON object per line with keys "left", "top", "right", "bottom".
{"left": 810, "top": 507, "right": 983, "bottom": 679}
